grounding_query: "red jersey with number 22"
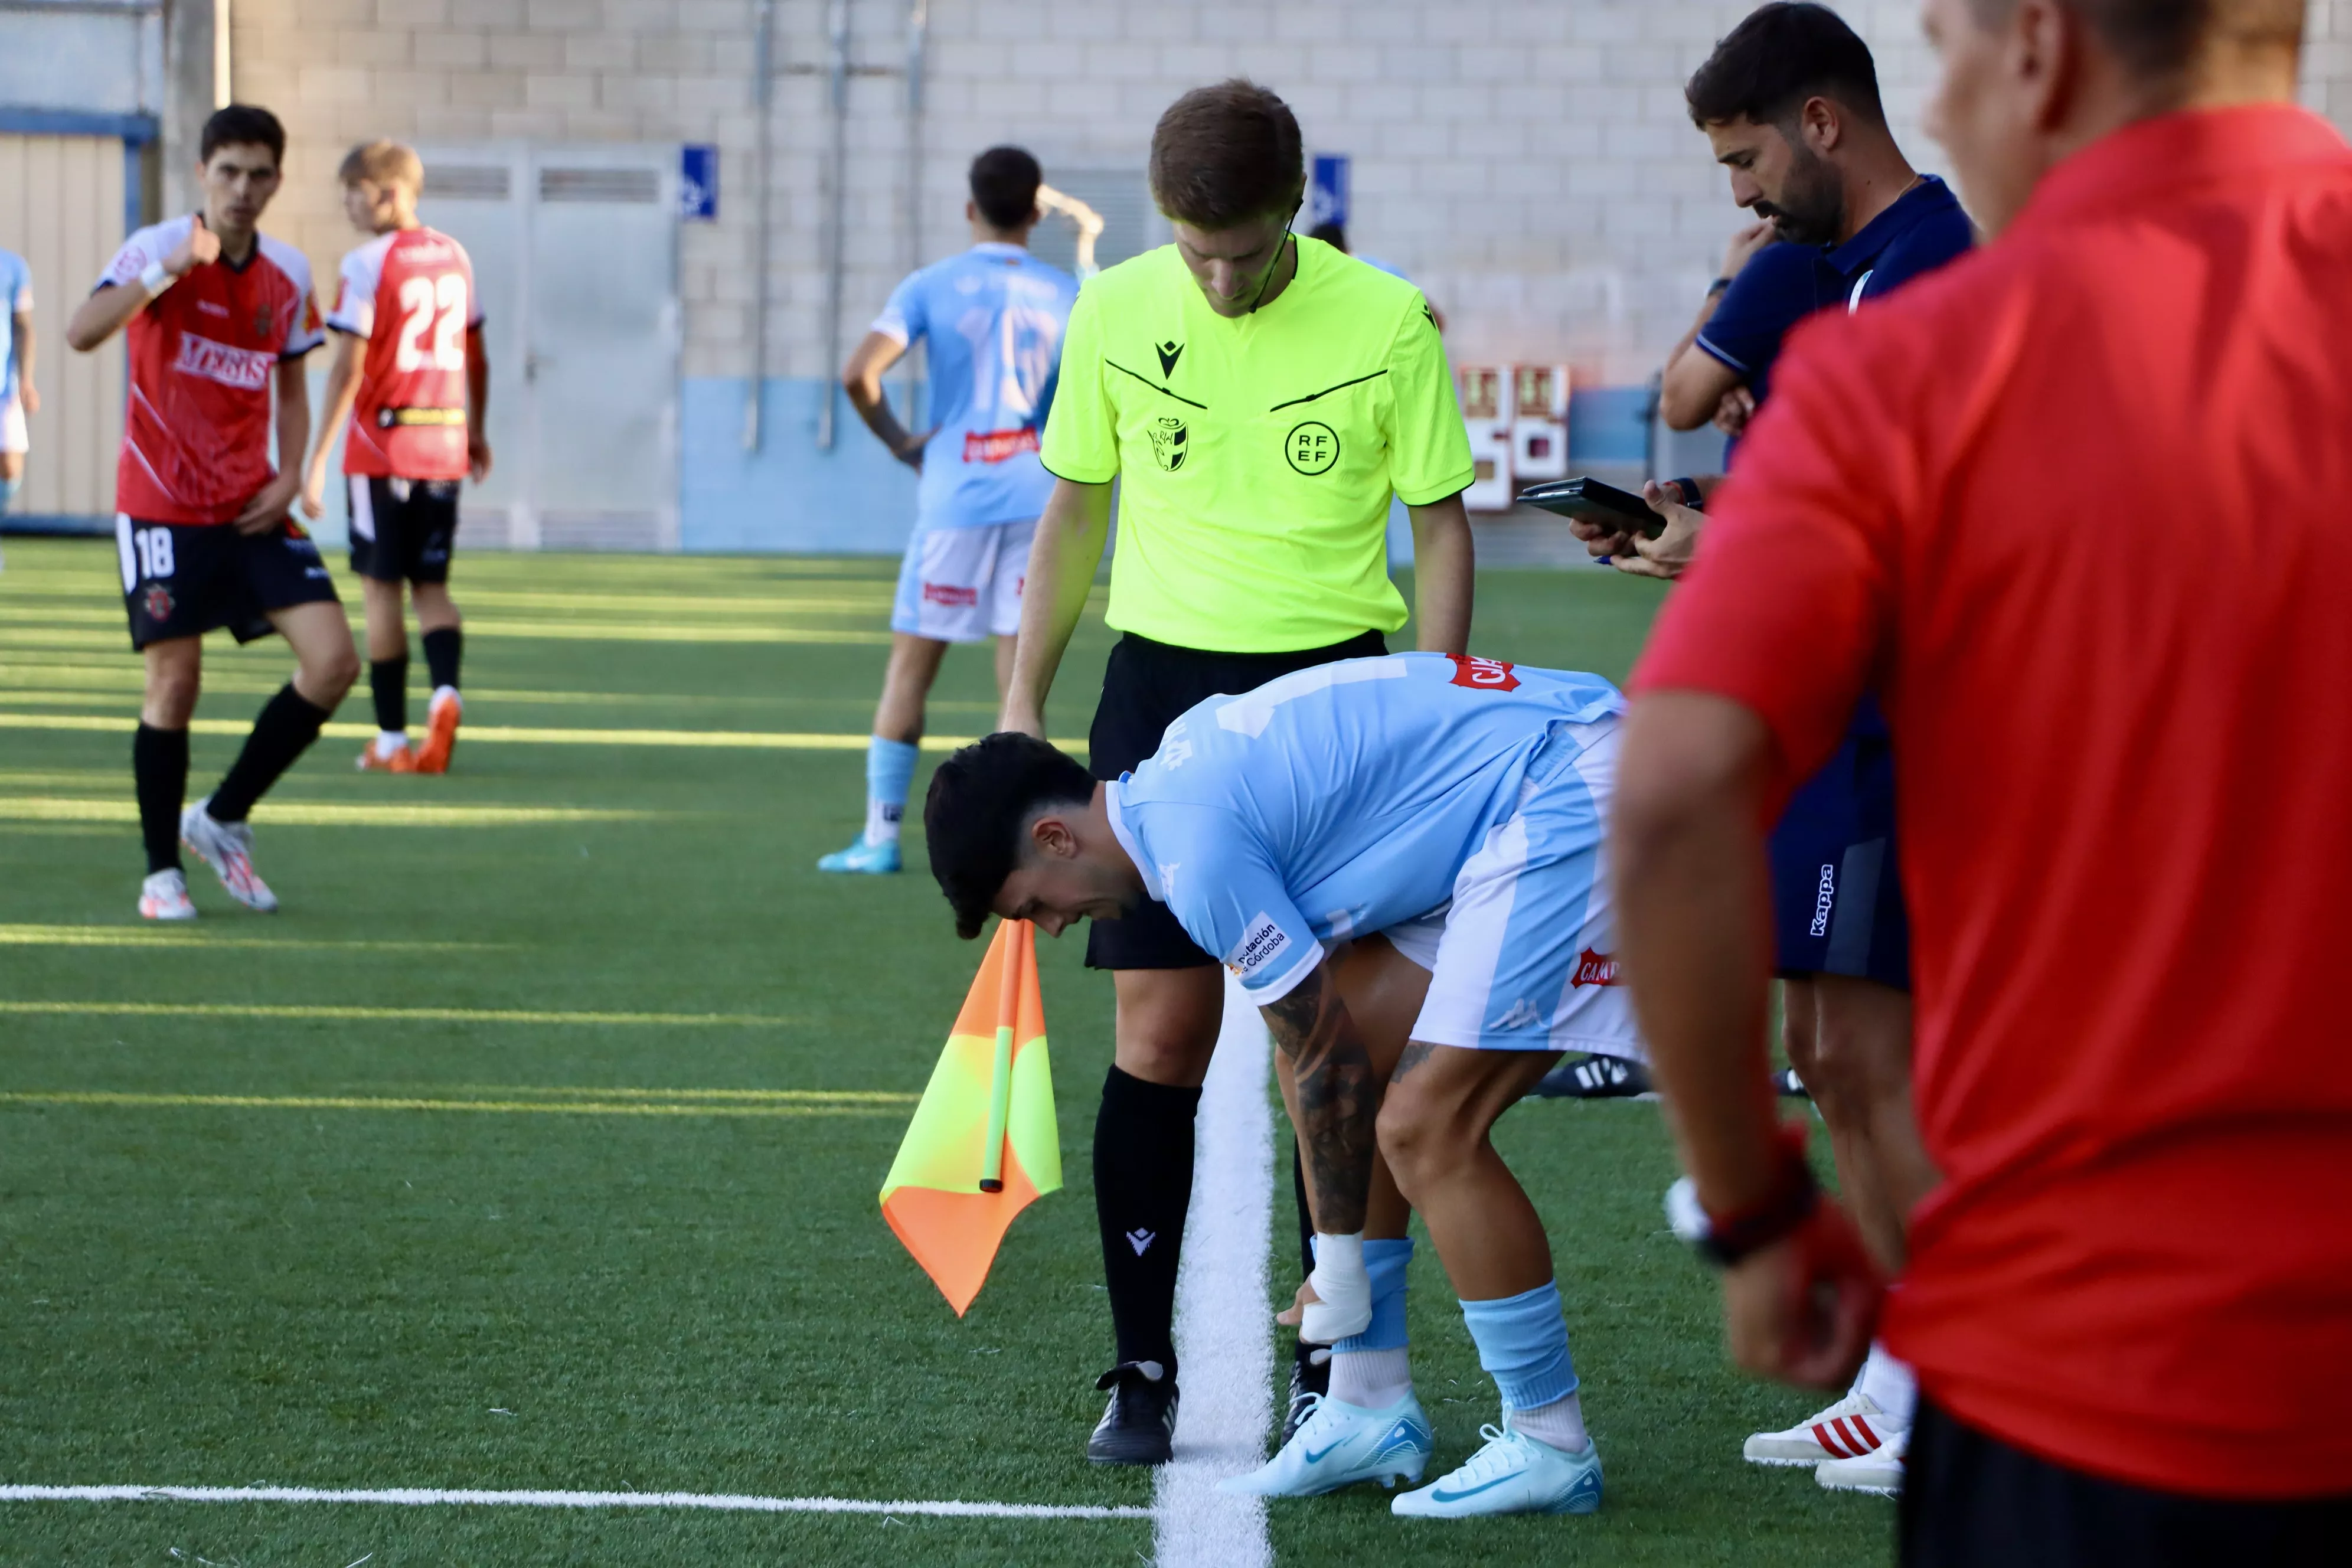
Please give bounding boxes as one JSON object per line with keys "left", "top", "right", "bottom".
{"left": 326, "top": 226, "right": 482, "bottom": 481}
{"left": 97, "top": 216, "right": 324, "bottom": 525}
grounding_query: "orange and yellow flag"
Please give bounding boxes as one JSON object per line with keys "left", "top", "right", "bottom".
{"left": 880, "top": 919, "right": 1061, "bottom": 1315}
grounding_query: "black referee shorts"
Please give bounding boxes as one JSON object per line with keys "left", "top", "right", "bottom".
{"left": 1901, "top": 1396, "right": 2351, "bottom": 1566}
{"left": 1084, "top": 628, "right": 1387, "bottom": 972}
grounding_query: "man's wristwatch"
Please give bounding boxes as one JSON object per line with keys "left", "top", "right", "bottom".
{"left": 1667, "top": 476, "right": 1704, "bottom": 511}
{"left": 1706, "top": 276, "right": 1733, "bottom": 299}
{"left": 1665, "top": 1124, "right": 1819, "bottom": 1268}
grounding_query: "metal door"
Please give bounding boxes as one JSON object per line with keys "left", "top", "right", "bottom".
{"left": 414, "top": 142, "right": 679, "bottom": 551}
{"left": 0, "top": 132, "right": 128, "bottom": 522}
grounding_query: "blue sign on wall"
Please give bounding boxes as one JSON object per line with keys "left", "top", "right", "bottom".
{"left": 1309, "top": 153, "right": 1350, "bottom": 231}
{"left": 680, "top": 145, "right": 718, "bottom": 221}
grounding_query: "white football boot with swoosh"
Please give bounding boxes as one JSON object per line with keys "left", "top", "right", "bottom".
{"left": 1391, "top": 1419, "right": 1603, "bottom": 1519}
{"left": 1219, "top": 1391, "right": 1433, "bottom": 1498}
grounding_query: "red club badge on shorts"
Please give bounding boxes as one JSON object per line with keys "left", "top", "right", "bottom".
{"left": 1448, "top": 654, "right": 1520, "bottom": 692}
{"left": 143, "top": 585, "right": 175, "bottom": 622}
{"left": 1570, "top": 948, "right": 1621, "bottom": 988}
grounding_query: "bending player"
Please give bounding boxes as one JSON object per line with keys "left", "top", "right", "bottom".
{"left": 66, "top": 104, "right": 357, "bottom": 919}
{"left": 819, "top": 146, "right": 1076, "bottom": 874}
{"left": 926, "top": 652, "right": 1635, "bottom": 1519}
{"left": 300, "top": 140, "right": 490, "bottom": 775}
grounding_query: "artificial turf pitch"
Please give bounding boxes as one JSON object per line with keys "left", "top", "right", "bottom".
{"left": 0, "top": 538, "right": 1877, "bottom": 1564}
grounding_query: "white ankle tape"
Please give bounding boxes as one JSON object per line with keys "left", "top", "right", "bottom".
{"left": 1301, "top": 1232, "right": 1373, "bottom": 1344}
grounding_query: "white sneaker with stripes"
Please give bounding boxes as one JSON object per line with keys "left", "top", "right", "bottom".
{"left": 1817, "top": 1425, "right": 1905, "bottom": 1496}
{"left": 1742, "top": 1390, "right": 1904, "bottom": 1467}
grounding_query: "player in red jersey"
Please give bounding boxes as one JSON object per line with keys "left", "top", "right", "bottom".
{"left": 300, "top": 140, "right": 489, "bottom": 775}
{"left": 66, "top": 104, "right": 358, "bottom": 920}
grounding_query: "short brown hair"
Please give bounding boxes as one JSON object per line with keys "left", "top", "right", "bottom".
{"left": 1969, "top": 0, "right": 2303, "bottom": 81}
{"left": 338, "top": 139, "right": 423, "bottom": 194}
{"left": 1148, "top": 80, "right": 1304, "bottom": 230}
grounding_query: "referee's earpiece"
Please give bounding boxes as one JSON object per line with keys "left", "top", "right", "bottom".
{"left": 1246, "top": 212, "right": 1298, "bottom": 315}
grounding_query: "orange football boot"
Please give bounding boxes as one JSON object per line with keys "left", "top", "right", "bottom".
{"left": 414, "top": 688, "right": 463, "bottom": 774}
{"left": 357, "top": 739, "right": 419, "bottom": 773}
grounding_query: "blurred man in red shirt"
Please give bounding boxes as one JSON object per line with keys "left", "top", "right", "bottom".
{"left": 1612, "top": 0, "right": 2352, "bottom": 1560}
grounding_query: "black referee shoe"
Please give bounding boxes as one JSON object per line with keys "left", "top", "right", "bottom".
{"left": 1530, "top": 1054, "right": 1656, "bottom": 1100}
{"left": 1087, "top": 1360, "right": 1178, "bottom": 1466}
{"left": 1281, "top": 1338, "right": 1331, "bottom": 1446}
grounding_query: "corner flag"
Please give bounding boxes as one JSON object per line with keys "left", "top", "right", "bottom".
{"left": 880, "top": 919, "right": 1061, "bottom": 1315}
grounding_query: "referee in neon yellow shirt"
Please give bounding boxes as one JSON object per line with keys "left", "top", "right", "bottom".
{"left": 997, "top": 79, "right": 1476, "bottom": 1465}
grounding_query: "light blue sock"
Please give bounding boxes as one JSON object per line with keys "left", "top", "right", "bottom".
{"left": 864, "top": 737, "right": 920, "bottom": 846}
{"left": 1335, "top": 1237, "right": 1412, "bottom": 1354}
{"left": 0, "top": 473, "right": 21, "bottom": 511}
{"left": 1459, "top": 1279, "right": 1578, "bottom": 1413}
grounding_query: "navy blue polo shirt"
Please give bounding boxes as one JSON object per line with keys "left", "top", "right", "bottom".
{"left": 1696, "top": 174, "right": 1975, "bottom": 414}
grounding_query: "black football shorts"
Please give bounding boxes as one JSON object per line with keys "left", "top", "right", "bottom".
{"left": 116, "top": 514, "right": 340, "bottom": 652}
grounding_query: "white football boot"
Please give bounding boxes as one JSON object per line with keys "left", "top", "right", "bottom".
{"left": 1391, "top": 1420, "right": 1603, "bottom": 1519}
{"left": 138, "top": 868, "right": 198, "bottom": 920}
{"left": 1219, "top": 1391, "right": 1433, "bottom": 1497}
{"left": 181, "top": 798, "right": 277, "bottom": 913}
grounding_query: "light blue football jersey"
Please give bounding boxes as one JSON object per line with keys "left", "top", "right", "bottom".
{"left": 873, "top": 243, "right": 1077, "bottom": 533}
{"left": 1105, "top": 654, "right": 1625, "bottom": 1000}
{"left": 0, "top": 249, "right": 31, "bottom": 403}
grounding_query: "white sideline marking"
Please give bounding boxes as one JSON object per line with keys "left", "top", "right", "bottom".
{"left": 1151, "top": 977, "right": 1276, "bottom": 1568}
{"left": 0, "top": 1484, "right": 1148, "bottom": 1521}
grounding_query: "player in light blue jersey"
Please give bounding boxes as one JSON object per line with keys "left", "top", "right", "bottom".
{"left": 821, "top": 147, "right": 1079, "bottom": 875}
{"left": 1, "top": 247, "right": 36, "bottom": 533}
{"left": 925, "top": 653, "right": 1641, "bottom": 1520}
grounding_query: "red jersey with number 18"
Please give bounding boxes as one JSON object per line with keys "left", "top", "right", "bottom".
{"left": 326, "top": 226, "right": 482, "bottom": 481}
{"left": 97, "top": 215, "right": 325, "bottom": 525}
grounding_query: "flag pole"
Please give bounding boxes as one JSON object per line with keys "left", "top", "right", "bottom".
{"left": 978, "top": 920, "right": 1023, "bottom": 1193}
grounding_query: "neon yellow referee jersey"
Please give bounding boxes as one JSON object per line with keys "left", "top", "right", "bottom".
{"left": 1040, "top": 237, "right": 1474, "bottom": 653}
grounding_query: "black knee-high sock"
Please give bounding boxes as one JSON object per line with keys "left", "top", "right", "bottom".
{"left": 370, "top": 653, "right": 409, "bottom": 734}
{"left": 422, "top": 626, "right": 462, "bottom": 691}
{"left": 1095, "top": 1065, "right": 1201, "bottom": 1378}
{"left": 208, "top": 683, "right": 331, "bottom": 823}
{"left": 133, "top": 723, "right": 189, "bottom": 874}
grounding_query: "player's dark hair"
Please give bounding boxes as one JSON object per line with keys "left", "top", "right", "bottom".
{"left": 969, "top": 146, "right": 1043, "bottom": 230}
{"left": 200, "top": 104, "right": 287, "bottom": 166}
{"left": 925, "top": 733, "right": 1099, "bottom": 940}
{"left": 1149, "top": 79, "right": 1304, "bottom": 229}
{"left": 1685, "top": 4, "right": 1886, "bottom": 130}
{"left": 1307, "top": 220, "right": 1348, "bottom": 252}
{"left": 1965, "top": 0, "right": 2304, "bottom": 80}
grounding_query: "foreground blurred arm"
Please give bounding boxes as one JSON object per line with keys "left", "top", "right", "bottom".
{"left": 999, "top": 476, "right": 1113, "bottom": 738}
{"left": 1612, "top": 690, "right": 1878, "bottom": 1388}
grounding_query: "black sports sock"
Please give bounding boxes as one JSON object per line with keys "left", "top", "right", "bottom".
{"left": 207, "top": 683, "right": 332, "bottom": 824}
{"left": 132, "top": 723, "right": 189, "bottom": 874}
{"left": 370, "top": 653, "right": 410, "bottom": 735}
{"left": 1095, "top": 1065, "right": 1202, "bottom": 1378}
{"left": 422, "top": 626, "right": 462, "bottom": 692}
{"left": 1292, "top": 1136, "right": 1316, "bottom": 1278}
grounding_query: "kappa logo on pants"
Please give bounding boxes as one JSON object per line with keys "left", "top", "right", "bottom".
{"left": 1125, "top": 1229, "right": 1157, "bottom": 1256}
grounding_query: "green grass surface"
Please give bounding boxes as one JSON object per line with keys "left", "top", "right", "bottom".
{"left": 0, "top": 539, "right": 1879, "bottom": 1564}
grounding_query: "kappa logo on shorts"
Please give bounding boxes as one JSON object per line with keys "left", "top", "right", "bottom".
{"left": 1226, "top": 912, "right": 1292, "bottom": 980}
{"left": 1493, "top": 998, "right": 1546, "bottom": 1030}
{"left": 142, "top": 585, "right": 174, "bottom": 622}
{"left": 1809, "top": 864, "right": 1836, "bottom": 937}
{"left": 921, "top": 582, "right": 979, "bottom": 607}
{"left": 1571, "top": 948, "right": 1622, "bottom": 988}
{"left": 1447, "top": 654, "right": 1521, "bottom": 692}
{"left": 1146, "top": 416, "right": 1188, "bottom": 472}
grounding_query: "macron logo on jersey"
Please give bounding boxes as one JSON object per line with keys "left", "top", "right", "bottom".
{"left": 173, "top": 332, "right": 275, "bottom": 391}
{"left": 1226, "top": 913, "right": 1293, "bottom": 981}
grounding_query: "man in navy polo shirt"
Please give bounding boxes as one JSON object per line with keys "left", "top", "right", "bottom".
{"left": 1599, "top": 3, "right": 1975, "bottom": 1499}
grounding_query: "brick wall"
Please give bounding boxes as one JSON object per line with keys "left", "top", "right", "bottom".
{"left": 229, "top": 0, "right": 2352, "bottom": 385}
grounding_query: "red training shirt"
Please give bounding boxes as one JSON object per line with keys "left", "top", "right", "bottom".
{"left": 325, "top": 225, "right": 483, "bottom": 481}
{"left": 1634, "top": 106, "right": 2352, "bottom": 1498}
{"left": 97, "top": 216, "right": 324, "bottom": 525}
